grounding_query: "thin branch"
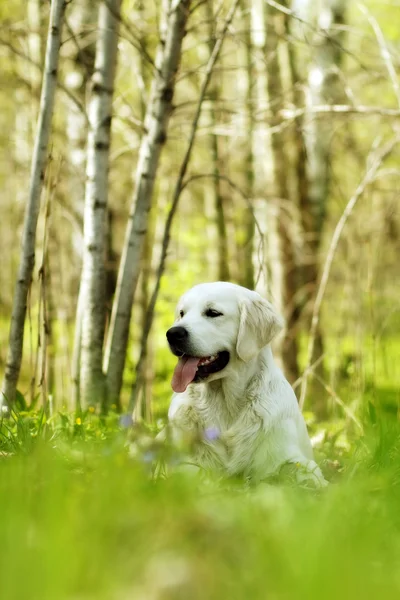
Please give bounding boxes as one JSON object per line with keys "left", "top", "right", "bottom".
{"left": 178, "top": 104, "right": 400, "bottom": 141}
{"left": 0, "top": 37, "right": 88, "bottom": 123}
{"left": 63, "top": 17, "right": 96, "bottom": 76}
{"left": 266, "top": 0, "right": 370, "bottom": 73}
{"left": 359, "top": 4, "right": 400, "bottom": 109}
{"left": 181, "top": 173, "right": 263, "bottom": 238}
{"left": 292, "top": 354, "right": 326, "bottom": 391}
{"left": 104, "top": 0, "right": 157, "bottom": 70}
{"left": 280, "top": 104, "right": 400, "bottom": 120}
{"left": 181, "top": 173, "right": 266, "bottom": 286}
{"left": 312, "top": 372, "right": 364, "bottom": 433}
{"left": 299, "top": 135, "right": 399, "bottom": 410}
{"left": 190, "top": 0, "right": 209, "bottom": 14}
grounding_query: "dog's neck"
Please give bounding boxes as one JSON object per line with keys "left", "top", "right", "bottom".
{"left": 191, "top": 346, "right": 276, "bottom": 426}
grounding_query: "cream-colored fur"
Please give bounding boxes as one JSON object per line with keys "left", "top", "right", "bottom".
{"left": 166, "top": 282, "right": 327, "bottom": 487}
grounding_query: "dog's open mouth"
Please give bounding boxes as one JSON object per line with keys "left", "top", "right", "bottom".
{"left": 171, "top": 351, "right": 230, "bottom": 393}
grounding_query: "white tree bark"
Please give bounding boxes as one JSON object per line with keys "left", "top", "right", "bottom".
{"left": 78, "top": 0, "right": 122, "bottom": 409}
{"left": 295, "top": 0, "right": 346, "bottom": 415}
{"left": 65, "top": 0, "right": 96, "bottom": 181}
{"left": 1, "top": 0, "right": 66, "bottom": 408}
{"left": 296, "top": 0, "right": 346, "bottom": 240}
{"left": 103, "top": 0, "right": 191, "bottom": 406}
{"left": 67, "top": 0, "right": 97, "bottom": 409}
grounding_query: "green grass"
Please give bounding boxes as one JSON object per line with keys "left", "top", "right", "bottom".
{"left": 1, "top": 411, "right": 400, "bottom": 599}
{"left": 1, "top": 325, "right": 400, "bottom": 599}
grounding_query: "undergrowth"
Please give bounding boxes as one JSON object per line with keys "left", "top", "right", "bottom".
{"left": 1, "top": 405, "right": 400, "bottom": 599}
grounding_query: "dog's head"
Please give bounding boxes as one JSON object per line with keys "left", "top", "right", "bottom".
{"left": 166, "top": 282, "right": 283, "bottom": 393}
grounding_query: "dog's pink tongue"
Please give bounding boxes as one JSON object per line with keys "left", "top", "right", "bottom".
{"left": 171, "top": 356, "right": 200, "bottom": 393}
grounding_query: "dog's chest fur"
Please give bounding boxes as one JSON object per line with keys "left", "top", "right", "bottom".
{"left": 187, "top": 374, "right": 260, "bottom": 432}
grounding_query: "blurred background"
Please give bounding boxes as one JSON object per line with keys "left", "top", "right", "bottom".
{"left": 0, "top": 0, "right": 399, "bottom": 431}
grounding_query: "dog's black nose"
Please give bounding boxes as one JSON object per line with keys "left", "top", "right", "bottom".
{"left": 166, "top": 326, "right": 188, "bottom": 345}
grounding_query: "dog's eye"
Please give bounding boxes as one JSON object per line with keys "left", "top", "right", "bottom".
{"left": 205, "top": 308, "right": 223, "bottom": 318}
{"left": 179, "top": 310, "right": 184, "bottom": 318}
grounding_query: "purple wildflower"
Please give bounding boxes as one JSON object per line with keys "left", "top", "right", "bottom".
{"left": 119, "top": 413, "right": 133, "bottom": 429}
{"left": 204, "top": 426, "right": 220, "bottom": 442}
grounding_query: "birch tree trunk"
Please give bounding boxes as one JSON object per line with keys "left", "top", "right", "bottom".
{"left": 78, "top": 0, "right": 122, "bottom": 409}
{"left": 67, "top": 0, "right": 97, "bottom": 409}
{"left": 297, "top": 0, "right": 346, "bottom": 416}
{"left": 265, "top": 0, "right": 300, "bottom": 382}
{"left": 303, "top": 0, "right": 346, "bottom": 305}
{"left": 206, "top": 0, "right": 230, "bottom": 282}
{"left": 304, "top": 0, "right": 345, "bottom": 242}
{"left": 103, "top": 0, "right": 191, "bottom": 407}
{"left": 240, "top": 0, "right": 255, "bottom": 290}
{"left": 1, "top": 0, "right": 66, "bottom": 408}
{"left": 65, "top": 0, "right": 96, "bottom": 190}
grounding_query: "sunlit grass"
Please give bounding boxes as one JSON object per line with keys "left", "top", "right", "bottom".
{"left": 1, "top": 319, "right": 400, "bottom": 599}
{"left": 0, "top": 411, "right": 400, "bottom": 599}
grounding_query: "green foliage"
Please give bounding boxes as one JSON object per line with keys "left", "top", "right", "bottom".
{"left": 1, "top": 408, "right": 400, "bottom": 599}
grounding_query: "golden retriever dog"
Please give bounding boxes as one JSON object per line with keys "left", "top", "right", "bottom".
{"left": 165, "top": 282, "right": 327, "bottom": 487}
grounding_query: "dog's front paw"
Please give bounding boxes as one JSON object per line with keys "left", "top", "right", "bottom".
{"left": 294, "top": 460, "right": 328, "bottom": 489}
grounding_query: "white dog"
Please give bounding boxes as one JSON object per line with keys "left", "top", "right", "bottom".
{"left": 165, "top": 282, "right": 327, "bottom": 487}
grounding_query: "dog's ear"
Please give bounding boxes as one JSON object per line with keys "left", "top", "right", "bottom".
{"left": 236, "top": 293, "right": 284, "bottom": 362}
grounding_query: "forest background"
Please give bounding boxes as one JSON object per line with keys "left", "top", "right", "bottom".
{"left": 0, "top": 1, "right": 400, "bottom": 598}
